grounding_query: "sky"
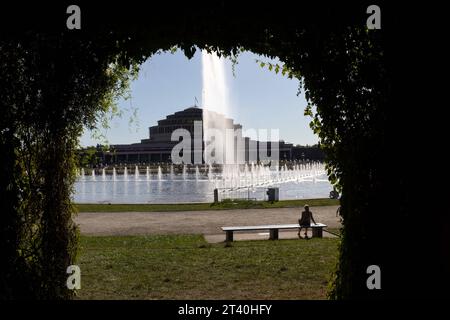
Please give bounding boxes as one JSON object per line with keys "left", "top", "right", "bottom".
{"left": 80, "top": 50, "right": 318, "bottom": 147}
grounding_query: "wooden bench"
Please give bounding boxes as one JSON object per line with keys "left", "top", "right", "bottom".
{"left": 221, "top": 223, "right": 327, "bottom": 242}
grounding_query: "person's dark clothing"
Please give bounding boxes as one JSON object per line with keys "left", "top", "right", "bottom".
{"left": 299, "top": 210, "right": 315, "bottom": 227}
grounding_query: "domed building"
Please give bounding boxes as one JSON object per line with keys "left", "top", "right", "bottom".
{"left": 98, "top": 106, "right": 323, "bottom": 164}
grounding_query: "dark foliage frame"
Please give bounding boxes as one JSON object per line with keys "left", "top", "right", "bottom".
{"left": 0, "top": 1, "right": 448, "bottom": 299}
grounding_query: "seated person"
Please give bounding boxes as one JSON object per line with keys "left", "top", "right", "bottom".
{"left": 298, "top": 204, "right": 316, "bottom": 239}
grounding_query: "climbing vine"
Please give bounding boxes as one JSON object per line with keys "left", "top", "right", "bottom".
{"left": 2, "top": 2, "right": 444, "bottom": 299}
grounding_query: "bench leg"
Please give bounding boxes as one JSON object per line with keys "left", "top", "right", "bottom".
{"left": 312, "top": 227, "right": 323, "bottom": 238}
{"left": 225, "top": 231, "right": 234, "bottom": 242}
{"left": 269, "top": 229, "right": 279, "bottom": 240}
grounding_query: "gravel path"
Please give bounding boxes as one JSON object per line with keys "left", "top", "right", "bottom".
{"left": 75, "top": 206, "right": 341, "bottom": 236}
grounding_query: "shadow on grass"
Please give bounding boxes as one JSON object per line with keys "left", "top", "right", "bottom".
{"left": 77, "top": 234, "right": 339, "bottom": 300}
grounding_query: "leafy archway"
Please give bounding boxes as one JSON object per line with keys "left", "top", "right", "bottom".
{"left": 1, "top": 1, "right": 448, "bottom": 299}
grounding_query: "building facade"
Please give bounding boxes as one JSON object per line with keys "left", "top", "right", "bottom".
{"left": 94, "top": 106, "right": 324, "bottom": 164}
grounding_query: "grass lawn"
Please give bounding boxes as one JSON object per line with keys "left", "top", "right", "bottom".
{"left": 77, "top": 234, "right": 339, "bottom": 300}
{"left": 75, "top": 198, "right": 339, "bottom": 213}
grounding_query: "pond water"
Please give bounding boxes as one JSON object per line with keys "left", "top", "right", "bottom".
{"left": 73, "top": 166, "right": 333, "bottom": 204}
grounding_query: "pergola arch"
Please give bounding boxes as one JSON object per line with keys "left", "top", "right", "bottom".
{"left": 0, "top": 1, "right": 447, "bottom": 300}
